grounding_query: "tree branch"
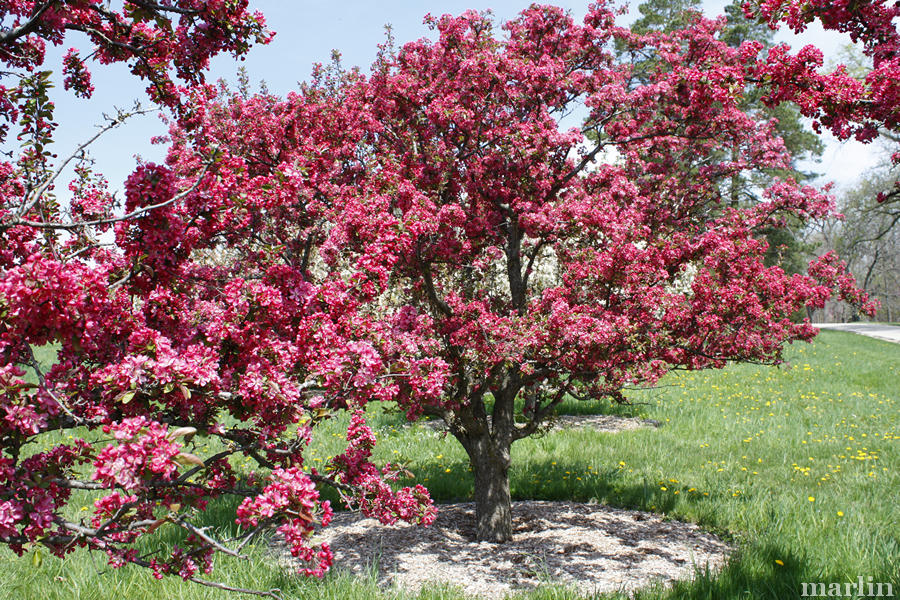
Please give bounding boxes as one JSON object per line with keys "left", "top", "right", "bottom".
{"left": 174, "top": 517, "right": 248, "bottom": 559}
{"left": 421, "top": 261, "right": 452, "bottom": 317}
{"left": 0, "top": 3, "right": 53, "bottom": 46}
{"left": 513, "top": 387, "right": 568, "bottom": 441}
{"left": 308, "top": 472, "right": 357, "bottom": 495}
{"left": 127, "top": 1, "right": 203, "bottom": 17}
{"left": 23, "top": 343, "right": 83, "bottom": 424}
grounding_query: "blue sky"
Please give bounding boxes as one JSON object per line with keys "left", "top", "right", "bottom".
{"left": 42, "top": 1, "right": 882, "bottom": 199}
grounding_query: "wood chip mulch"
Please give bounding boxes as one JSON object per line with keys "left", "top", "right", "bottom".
{"left": 273, "top": 500, "right": 730, "bottom": 599}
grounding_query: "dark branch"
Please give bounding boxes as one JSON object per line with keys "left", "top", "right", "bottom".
{"left": 0, "top": 3, "right": 53, "bottom": 46}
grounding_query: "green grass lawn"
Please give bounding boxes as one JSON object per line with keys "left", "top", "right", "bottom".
{"left": 3, "top": 330, "right": 897, "bottom": 599}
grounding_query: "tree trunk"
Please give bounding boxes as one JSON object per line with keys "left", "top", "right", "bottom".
{"left": 472, "top": 441, "right": 512, "bottom": 543}
{"left": 468, "top": 435, "right": 512, "bottom": 542}
{"left": 450, "top": 381, "right": 519, "bottom": 542}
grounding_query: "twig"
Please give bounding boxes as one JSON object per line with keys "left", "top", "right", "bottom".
{"left": 7, "top": 153, "right": 216, "bottom": 231}
{"left": 24, "top": 344, "right": 83, "bottom": 424}
{"left": 16, "top": 107, "right": 156, "bottom": 219}
{"left": 126, "top": 1, "right": 202, "bottom": 17}
{"left": 309, "top": 471, "right": 357, "bottom": 495}
{"left": 174, "top": 518, "right": 248, "bottom": 559}
{"left": 232, "top": 522, "right": 273, "bottom": 552}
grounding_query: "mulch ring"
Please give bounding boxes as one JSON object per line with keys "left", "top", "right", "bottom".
{"left": 272, "top": 501, "right": 729, "bottom": 599}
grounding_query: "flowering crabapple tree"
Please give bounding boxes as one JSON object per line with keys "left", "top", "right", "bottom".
{"left": 0, "top": 2, "right": 434, "bottom": 595}
{"left": 0, "top": 1, "right": 880, "bottom": 592}
{"left": 163, "top": 3, "right": 875, "bottom": 543}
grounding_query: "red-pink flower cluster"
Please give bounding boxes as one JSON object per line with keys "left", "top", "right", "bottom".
{"left": 236, "top": 467, "right": 334, "bottom": 577}
{"left": 149, "top": 541, "right": 214, "bottom": 581}
{"left": 0, "top": 438, "right": 92, "bottom": 554}
{"left": 92, "top": 417, "right": 182, "bottom": 490}
{"left": 61, "top": 48, "right": 93, "bottom": 99}
{"left": 0, "top": 0, "right": 271, "bottom": 108}
{"left": 327, "top": 412, "right": 436, "bottom": 525}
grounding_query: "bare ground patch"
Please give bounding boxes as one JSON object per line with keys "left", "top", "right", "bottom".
{"left": 273, "top": 501, "right": 729, "bottom": 599}
{"left": 550, "top": 414, "right": 661, "bottom": 432}
{"left": 415, "top": 414, "right": 660, "bottom": 435}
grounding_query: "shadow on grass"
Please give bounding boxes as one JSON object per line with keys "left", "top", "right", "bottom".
{"left": 518, "top": 549, "right": 811, "bottom": 600}
{"left": 551, "top": 396, "right": 646, "bottom": 418}
{"left": 403, "top": 453, "right": 712, "bottom": 519}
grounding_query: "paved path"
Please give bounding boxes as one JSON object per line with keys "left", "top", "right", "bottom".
{"left": 815, "top": 323, "right": 900, "bottom": 344}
